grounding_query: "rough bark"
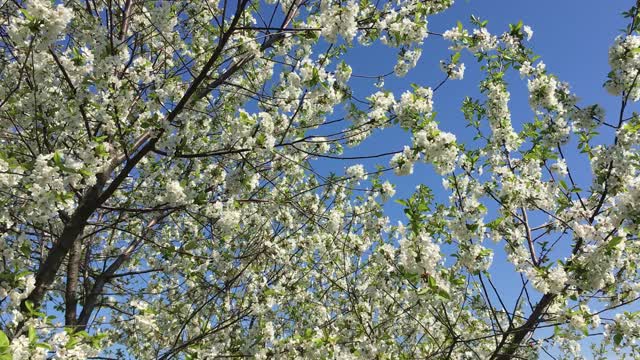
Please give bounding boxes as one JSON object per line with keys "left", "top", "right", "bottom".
{"left": 64, "top": 237, "right": 82, "bottom": 326}
{"left": 491, "top": 293, "right": 555, "bottom": 359}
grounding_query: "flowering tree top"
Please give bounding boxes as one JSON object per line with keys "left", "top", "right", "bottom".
{"left": 0, "top": 0, "right": 639, "bottom": 359}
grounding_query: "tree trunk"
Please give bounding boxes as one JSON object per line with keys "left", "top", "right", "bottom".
{"left": 65, "top": 237, "right": 82, "bottom": 326}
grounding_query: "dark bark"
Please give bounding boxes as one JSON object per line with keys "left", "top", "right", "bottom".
{"left": 491, "top": 293, "right": 555, "bottom": 359}
{"left": 76, "top": 245, "right": 135, "bottom": 329}
{"left": 76, "top": 214, "right": 166, "bottom": 329}
{"left": 21, "top": 177, "right": 106, "bottom": 314}
{"left": 64, "top": 237, "right": 82, "bottom": 326}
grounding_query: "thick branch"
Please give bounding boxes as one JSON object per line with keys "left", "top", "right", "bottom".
{"left": 64, "top": 237, "right": 82, "bottom": 326}
{"left": 76, "top": 215, "right": 165, "bottom": 329}
{"left": 491, "top": 293, "right": 555, "bottom": 359}
{"left": 20, "top": 176, "right": 106, "bottom": 316}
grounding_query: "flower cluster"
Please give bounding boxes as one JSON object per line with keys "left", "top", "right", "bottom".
{"left": 390, "top": 146, "right": 418, "bottom": 176}
{"left": 413, "top": 122, "right": 458, "bottom": 175}
{"left": 606, "top": 35, "right": 640, "bottom": 100}
{"left": 394, "top": 86, "right": 433, "bottom": 129}
{"left": 399, "top": 232, "right": 442, "bottom": 275}
{"left": 440, "top": 59, "right": 466, "bottom": 80}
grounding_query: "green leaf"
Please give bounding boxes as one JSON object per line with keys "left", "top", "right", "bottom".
{"left": 19, "top": 8, "right": 33, "bottom": 21}
{"left": 94, "top": 135, "right": 108, "bottom": 142}
{"left": 479, "top": 248, "right": 493, "bottom": 257}
{"left": 20, "top": 243, "right": 30, "bottom": 257}
{"left": 28, "top": 326, "right": 36, "bottom": 344}
{"left": 95, "top": 143, "right": 108, "bottom": 157}
{"left": 394, "top": 199, "right": 407, "bottom": 206}
{"left": 78, "top": 168, "right": 93, "bottom": 178}
{"left": 437, "top": 288, "right": 451, "bottom": 300}
{"left": 53, "top": 151, "right": 64, "bottom": 168}
{"left": 559, "top": 179, "right": 568, "bottom": 190}
{"left": 0, "top": 330, "right": 10, "bottom": 360}
{"left": 66, "top": 337, "right": 82, "bottom": 349}
{"left": 184, "top": 241, "right": 198, "bottom": 251}
{"left": 614, "top": 333, "right": 623, "bottom": 346}
{"left": 24, "top": 300, "right": 34, "bottom": 313}
{"left": 427, "top": 274, "right": 437, "bottom": 289}
{"left": 452, "top": 52, "right": 461, "bottom": 64}
{"left": 607, "top": 236, "right": 623, "bottom": 250}
{"left": 466, "top": 223, "right": 479, "bottom": 232}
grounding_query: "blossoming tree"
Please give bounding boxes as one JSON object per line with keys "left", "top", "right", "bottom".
{"left": 0, "top": 0, "right": 639, "bottom": 359}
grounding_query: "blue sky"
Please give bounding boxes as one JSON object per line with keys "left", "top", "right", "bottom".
{"left": 308, "top": 1, "right": 633, "bottom": 356}
{"left": 310, "top": 0, "right": 630, "bottom": 240}
{"left": 332, "top": 0, "right": 629, "bottom": 207}
{"left": 340, "top": 2, "right": 628, "bottom": 241}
